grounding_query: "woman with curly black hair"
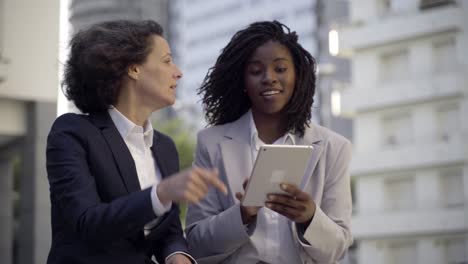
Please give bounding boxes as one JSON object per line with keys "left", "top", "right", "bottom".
{"left": 46, "top": 20, "right": 227, "bottom": 264}
{"left": 186, "top": 21, "right": 353, "bottom": 264}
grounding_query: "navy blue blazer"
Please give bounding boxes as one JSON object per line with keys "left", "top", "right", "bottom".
{"left": 46, "top": 111, "right": 189, "bottom": 264}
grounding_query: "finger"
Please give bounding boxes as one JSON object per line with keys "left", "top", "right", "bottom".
{"left": 184, "top": 191, "right": 201, "bottom": 204}
{"left": 186, "top": 181, "right": 207, "bottom": 201}
{"left": 266, "top": 202, "right": 301, "bottom": 219}
{"left": 187, "top": 171, "right": 209, "bottom": 194}
{"left": 280, "top": 183, "right": 309, "bottom": 201}
{"left": 266, "top": 194, "right": 305, "bottom": 210}
{"left": 235, "top": 192, "right": 244, "bottom": 202}
{"left": 197, "top": 168, "right": 228, "bottom": 195}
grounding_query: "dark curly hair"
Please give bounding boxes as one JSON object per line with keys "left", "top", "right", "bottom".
{"left": 198, "top": 20, "right": 317, "bottom": 137}
{"left": 63, "top": 20, "right": 163, "bottom": 113}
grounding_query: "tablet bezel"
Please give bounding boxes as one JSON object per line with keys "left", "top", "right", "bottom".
{"left": 241, "top": 144, "right": 314, "bottom": 207}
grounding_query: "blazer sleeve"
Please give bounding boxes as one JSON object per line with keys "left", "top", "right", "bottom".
{"left": 151, "top": 205, "right": 192, "bottom": 263}
{"left": 185, "top": 132, "right": 250, "bottom": 262}
{"left": 293, "top": 139, "right": 353, "bottom": 262}
{"left": 46, "top": 115, "right": 156, "bottom": 245}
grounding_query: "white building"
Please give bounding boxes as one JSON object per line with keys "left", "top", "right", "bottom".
{"left": 168, "top": 0, "right": 319, "bottom": 129}
{"left": 338, "top": 0, "right": 468, "bottom": 263}
{"left": 0, "top": 0, "right": 60, "bottom": 264}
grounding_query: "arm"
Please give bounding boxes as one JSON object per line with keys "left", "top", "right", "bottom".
{"left": 185, "top": 134, "right": 250, "bottom": 260}
{"left": 150, "top": 143, "right": 194, "bottom": 263}
{"left": 46, "top": 125, "right": 156, "bottom": 245}
{"left": 152, "top": 205, "right": 195, "bottom": 263}
{"left": 294, "top": 140, "right": 353, "bottom": 262}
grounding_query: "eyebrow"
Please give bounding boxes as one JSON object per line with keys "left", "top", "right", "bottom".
{"left": 247, "top": 57, "right": 289, "bottom": 63}
{"left": 161, "top": 53, "right": 172, "bottom": 59}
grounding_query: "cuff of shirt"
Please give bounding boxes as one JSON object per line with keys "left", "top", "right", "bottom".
{"left": 165, "top": 251, "right": 197, "bottom": 264}
{"left": 151, "top": 184, "right": 172, "bottom": 216}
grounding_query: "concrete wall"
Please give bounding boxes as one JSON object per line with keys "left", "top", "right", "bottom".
{"left": 1, "top": 0, "right": 60, "bottom": 102}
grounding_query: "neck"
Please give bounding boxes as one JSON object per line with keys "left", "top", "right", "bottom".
{"left": 114, "top": 84, "right": 152, "bottom": 126}
{"left": 251, "top": 111, "right": 287, "bottom": 144}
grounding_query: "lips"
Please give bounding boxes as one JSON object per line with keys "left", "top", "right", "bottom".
{"left": 260, "top": 89, "right": 282, "bottom": 97}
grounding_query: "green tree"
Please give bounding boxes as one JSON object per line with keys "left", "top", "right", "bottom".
{"left": 153, "top": 117, "right": 197, "bottom": 227}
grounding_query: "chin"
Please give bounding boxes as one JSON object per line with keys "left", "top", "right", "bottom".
{"left": 168, "top": 97, "right": 176, "bottom": 106}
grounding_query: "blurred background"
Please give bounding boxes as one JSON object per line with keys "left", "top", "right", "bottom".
{"left": 0, "top": 0, "right": 467, "bottom": 263}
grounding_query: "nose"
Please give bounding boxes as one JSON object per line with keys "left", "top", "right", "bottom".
{"left": 262, "top": 69, "right": 277, "bottom": 85}
{"left": 174, "top": 65, "right": 183, "bottom": 79}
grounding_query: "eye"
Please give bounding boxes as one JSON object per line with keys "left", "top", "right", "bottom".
{"left": 249, "top": 69, "right": 262, "bottom": 75}
{"left": 164, "top": 57, "right": 173, "bottom": 64}
{"left": 275, "top": 67, "right": 287, "bottom": 73}
{"left": 247, "top": 67, "right": 262, "bottom": 76}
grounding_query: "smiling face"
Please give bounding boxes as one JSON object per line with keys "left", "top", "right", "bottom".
{"left": 244, "top": 40, "right": 296, "bottom": 118}
{"left": 132, "top": 35, "right": 183, "bottom": 111}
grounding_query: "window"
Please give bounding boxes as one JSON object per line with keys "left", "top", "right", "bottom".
{"left": 433, "top": 37, "right": 457, "bottom": 74}
{"left": 388, "top": 241, "right": 418, "bottom": 264}
{"left": 443, "top": 237, "right": 467, "bottom": 264}
{"left": 420, "top": 0, "right": 455, "bottom": 10}
{"left": 382, "top": 112, "right": 413, "bottom": 147}
{"left": 379, "top": 0, "right": 418, "bottom": 16}
{"left": 385, "top": 176, "right": 415, "bottom": 211}
{"left": 440, "top": 168, "right": 465, "bottom": 208}
{"left": 380, "top": 49, "right": 410, "bottom": 81}
{"left": 351, "top": 179, "right": 357, "bottom": 215}
{"left": 436, "top": 104, "right": 459, "bottom": 142}
{"left": 347, "top": 243, "right": 359, "bottom": 264}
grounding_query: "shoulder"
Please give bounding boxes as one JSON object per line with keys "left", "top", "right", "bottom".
{"left": 307, "top": 123, "right": 352, "bottom": 159}
{"left": 309, "top": 123, "right": 350, "bottom": 146}
{"left": 154, "top": 130, "right": 176, "bottom": 149}
{"left": 49, "top": 113, "right": 96, "bottom": 137}
{"left": 197, "top": 124, "right": 227, "bottom": 142}
{"left": 47, "top": 113, "right": 97, "bottom": 152}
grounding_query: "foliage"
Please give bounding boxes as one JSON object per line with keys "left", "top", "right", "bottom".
{"left": 153, "top": 117, "right": 197, "bottom": 227}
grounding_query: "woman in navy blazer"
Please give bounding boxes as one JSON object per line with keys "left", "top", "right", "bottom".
{"left": 46, "top": 20, "right": 226, "bottom": 264}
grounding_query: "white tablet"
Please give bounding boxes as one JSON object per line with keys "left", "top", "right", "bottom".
{"left": 242, "top": 144, "right": 314, "bottom": 207}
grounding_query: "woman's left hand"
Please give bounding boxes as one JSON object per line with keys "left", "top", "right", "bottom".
{"left": 265, "top": 183, "right": 316, "bottom": 225}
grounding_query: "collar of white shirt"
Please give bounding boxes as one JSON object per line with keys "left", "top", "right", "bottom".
{"left": 247, "top": 109, "right": 295, "bottom": 149}
{"left": 108, "top": 106, "right": 154, "bottom": 148}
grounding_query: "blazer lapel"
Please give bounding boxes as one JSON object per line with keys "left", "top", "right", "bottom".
{"left": 295, "top": 124, "right": 325, "bottom": 188}
{"left": 90, "top": 112, "right": 141, "bottom": 193}
{"left": 220, "top": 140, "right": 252, "bottom": 203}
{"left": 220, "top": 113, "right": 253, "bottom": 203}
{"left": 151, "top": 133, "right": 170, "bottom": 178}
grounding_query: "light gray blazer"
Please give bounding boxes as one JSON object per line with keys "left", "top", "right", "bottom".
{"left": 186, "top": 112, "right": 353, "bottom": 264}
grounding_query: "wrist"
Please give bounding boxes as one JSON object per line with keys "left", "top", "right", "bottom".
{"left": 240, "top": 206, "right": 256, "bottom": 224}
{"left": 156, "top": 181, "right": 170, "bottom": 205}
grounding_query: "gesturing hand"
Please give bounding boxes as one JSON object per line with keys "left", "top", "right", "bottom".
{"left": 235, "top": 179, "right": 261, "bottom": 224}
{"left": 265, "top": 183, "right": 316, "bottom": 225}
{"left": 166, "top": 253, "right": 192, "bottom": 264}
{"left": 157, "top": 167, "right": 228, "bottom": 205}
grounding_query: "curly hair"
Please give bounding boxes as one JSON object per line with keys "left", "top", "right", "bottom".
{"left": 63, "top": 20, "right": 163, "bottom": 113}
{"left": 198, "top": 20, "right": 317, "bottom": 137}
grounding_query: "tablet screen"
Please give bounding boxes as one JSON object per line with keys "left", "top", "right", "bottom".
{"left": 242, "top": 144, "right": 314, "bottom": 207}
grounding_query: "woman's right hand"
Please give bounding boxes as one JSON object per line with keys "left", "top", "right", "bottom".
{"left": 236, "top": 179, "right": 261, "bottom": 224}
{"left": 157, "top": 167, "right": 227, "bottom": 204}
